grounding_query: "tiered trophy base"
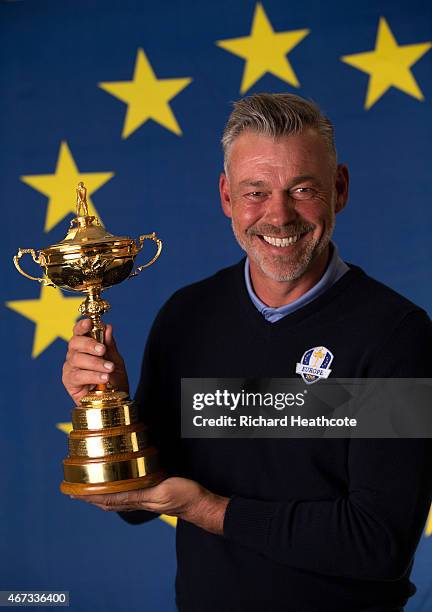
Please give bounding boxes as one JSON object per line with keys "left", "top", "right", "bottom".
{"left": 60, "top": 471, "right": 166, "bottom": 495}
{"left": 60, "top": 388, "right": 165, "bottom": 496}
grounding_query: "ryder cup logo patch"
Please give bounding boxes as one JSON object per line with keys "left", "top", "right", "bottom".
{"left": 295, "top": 346, "right": 334, "bottom": 385}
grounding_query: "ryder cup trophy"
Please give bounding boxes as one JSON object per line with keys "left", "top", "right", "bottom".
{"left": 13, "top": 182, "right": 166, "bottom": 494}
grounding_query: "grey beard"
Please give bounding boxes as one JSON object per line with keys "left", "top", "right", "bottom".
{"left": 231, "top": 219, "right": 334, "bottom": 282}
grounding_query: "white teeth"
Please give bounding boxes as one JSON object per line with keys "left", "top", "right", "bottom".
{"left": 262, "top": 234, "right": 301, "bottom": 247}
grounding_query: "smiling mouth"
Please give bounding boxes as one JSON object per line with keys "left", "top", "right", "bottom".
{"left": 258, "top": 232, "right": 308, "bottom": 247}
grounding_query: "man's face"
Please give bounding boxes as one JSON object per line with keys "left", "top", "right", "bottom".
{"left": 219, "top": 129, "right": 348, "bottom": 282}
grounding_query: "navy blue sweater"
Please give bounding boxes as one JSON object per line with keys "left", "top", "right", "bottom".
{"left": 120, "top": 259, "right": 432, "bottom": 612}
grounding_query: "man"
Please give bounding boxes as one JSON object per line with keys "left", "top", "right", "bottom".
{"left": 62, "top": 93, "right": 432, "bottom": 611}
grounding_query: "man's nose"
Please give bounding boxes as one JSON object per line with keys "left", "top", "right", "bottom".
{"left": 264, "top": 191, "right": 297, "bottom": 226}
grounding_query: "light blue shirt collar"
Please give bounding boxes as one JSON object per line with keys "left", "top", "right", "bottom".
{"left": 244, "top": 241, "right": 349, "bottom": 322}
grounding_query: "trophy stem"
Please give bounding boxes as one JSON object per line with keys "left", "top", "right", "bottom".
{"left": 79, "top": 289, "right": 111, "bottom": 391}
{"left": 89, "top": 311, "right": 104, "bottom": 345}
{"left": 79, "top": 288, "right": 110, "bottom": 343}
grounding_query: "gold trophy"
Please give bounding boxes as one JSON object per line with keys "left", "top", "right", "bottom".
{"left": 13, "top": 182, "right": 166, "bottom": 495}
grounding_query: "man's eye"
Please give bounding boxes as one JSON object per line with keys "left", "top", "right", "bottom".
{"left": 291, "top": 187, "right": 315, "bottom": 200}
{"left": 245, "top": 191, "right": 266, "bottom": 199}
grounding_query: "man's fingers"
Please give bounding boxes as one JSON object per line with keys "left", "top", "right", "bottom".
{"left": 71, "top": 322, "right": 122, "bottom": 363}
{"left": 90, "top": 504, "right": 138, "bottom": 512}
{"left": 69, "top": 490, "right": 165, "bottom": 513}
{"left": 73, "top": 319, "right": 117, "bottom": 350}
{"left": 70, "top": 492, "right": 136, "bottom": 512}
{"left": 67, "top": 368, "right": 110, "bottom": 386}
{"left": 72, "top": 318, "right": 92, "bottom": 336}
{"left": 64, "top": 319, "right": 128, "bottom": 402}
{"left": 68, "top": 335, "right": 106, "bottom": 356}
{"left": 67, "top": 351, "right": 114, "bottom": 374}
{"left": 77, "top": 492, "right": 130, "bottom": 503}
{"left": 90, "top": 503, "right": 115, "bottom": 511}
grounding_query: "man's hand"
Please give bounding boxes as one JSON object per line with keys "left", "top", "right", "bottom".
{"left": 70, "top": 477, "right": 229, "bottom": 535}
{"left": 62, "top": 318, "right": 129, "bottom": 405}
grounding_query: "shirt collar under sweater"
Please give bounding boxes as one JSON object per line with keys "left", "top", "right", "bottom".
{"left": 244, "top": 241, "right": 349, "bottom": 322}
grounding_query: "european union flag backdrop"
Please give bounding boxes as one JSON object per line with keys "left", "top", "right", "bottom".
{"left": 1, "top": 1, "right": 431, "bottom": 610}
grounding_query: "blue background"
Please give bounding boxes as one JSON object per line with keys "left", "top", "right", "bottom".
{"left": 1, "top": 0, "right": 431, "bottom": 610}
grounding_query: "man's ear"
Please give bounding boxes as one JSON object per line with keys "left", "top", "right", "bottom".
{"left": 335, "top": 164, "right": 349, "bottom": 214}
{"left": 219, "top": 173, "right": 232, "bottom": 219}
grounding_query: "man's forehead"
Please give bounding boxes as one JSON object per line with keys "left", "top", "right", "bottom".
{"left": 237, "top": 174, "right": 317, "bottom": 187}
{"left": 229, "top": 129, "right": 328, "bottom": 165}
{"left": 232, "top": 127, "right": 322, "bottom": 148}
{"left": 227, "top": 131, "right": 330, "bottom": 182}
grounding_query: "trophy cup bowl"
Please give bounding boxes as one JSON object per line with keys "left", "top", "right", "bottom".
{"left": 13, "top": 183, "right": 166, "bottom": 495}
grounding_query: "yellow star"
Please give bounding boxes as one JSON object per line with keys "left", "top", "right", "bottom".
{"left": 160, "top": 514, "right": 178, "bottom": 528}
{"left": 99, "top": 48, "right": 192, "bottom": 138}
{"left": 426, "top": 505, "right": 432, "bottom": 537}
{"left": 6, "top": 285, "right": 82, "bottom": 358}
{"left": 21, "top": 141, "right": 114, "bottom": 232}
{"left": 216, "top": 2, "right": 309, "bottom": 94}
{"left": 56, "top": 422, "right": 73, "bottom": 435}
{"left": 341, "top": 17, "right": 432, "bottom": 110}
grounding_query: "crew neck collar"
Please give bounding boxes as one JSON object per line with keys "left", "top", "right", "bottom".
{"left": 244, "top": 241, "right": 350, "bottom": 322}
{"left": 232, "top": 255, "right": 363, "bottom": 334}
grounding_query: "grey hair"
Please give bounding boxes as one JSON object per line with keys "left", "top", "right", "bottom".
{"left": 221, "top": 92, "right": 337, "bottom": 174}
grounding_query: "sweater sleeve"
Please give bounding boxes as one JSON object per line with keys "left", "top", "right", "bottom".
{"left": 223, "top": 309, "right": 432, "bottom": 580}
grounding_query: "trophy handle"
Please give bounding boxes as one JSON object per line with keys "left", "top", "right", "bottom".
{"left": 129, "top": 232, "right": 163, "bottom": 279}
{"left": 13, "top": 248, "right": 56, "bottom": 287}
